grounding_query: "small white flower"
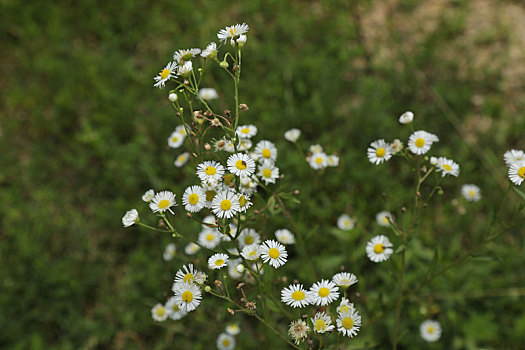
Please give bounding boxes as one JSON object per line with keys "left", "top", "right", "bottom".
{"left": 236, "top": 34, "right": 247, "bottom": 47}
{"left": 332, "top": 272, "right": 358, "bottom": 290}
{"left": 196, "top": 160, "right": 225, "bottom": 183}
{"left": 327, "top": 154, "right": 340, "bottom": 167}
{"left": 430, "top": 156, "right": 438, "bottom": 165}
{"left": 177, "top": 61, "right": 193, "bottom": 77}
{"left": 142, "top": 189, "right": 154, "bottom": 202}
{"left": 281, "top": 284, "right": 311, "bottom": 308}
{"left": 208, "top": 253, "right": 229, "bottom": 270}
{"left": 311, "top": 311, "right": 335, "bottom": 333}
{"left": 436, "top": 157, "right": 460, "bottom": 177}
{"left": 367, "top": 139, "right": 392, "bottom": 165}
{"left": 212, "top": 190, "right": 241, "bottom": 219}
{"left": 174, "top": 152, "right": 190, "bottom": 167}
{"left": 275, "top": 229, "right": 295, "bottom": 245}
{"left": 182, "top": 185, "right": 206, "bottom": 213}
{"left": 227, "top": 153, "right": 256, "bottom": 177}
{"left": 236, "top": 124, "right": 258, "bottom": 139}
{"left": 149, "top": 191, "right": 177, "bottom": 214}
{"left": 461, "top": 184, "right": 481, "bottom": 202}
{"left": 174, "top": 263, "right": 199, "bottom": 285}
{"left": 309, "top": 280, "right": 339, "bottom": 306}
{"left": 254, "top": 140, "right": 277, "bottom": 163}
{"left": 390, "top": 139, "right": 403, "bottom": 154}
{"left": 122, "top": 209, "right": 139, "bottom": 227}
{"left": 337, "top": 214, "right": 355, "bottom": 231}
{"left": 504, "top": 149, "right": 525, "bottom": 167}
{"left": 165, "top": 296, "right": 187, "bottom": 320}
{"left": 408, "top": 130, "right": 439, "bottom": 155}
{"left": 420, "top": 319, "right": 442, "bottom": 342}
{"left": 198, "top": 229, "right": 221, "bottom": 249}
{"left": 173, "top": 282, "right": 202, "bottom": 312}
{"left": 258, "top": 161, "right": 279, "bottom": 184}
{"left": 284, "top": 128, "right": 301, "bottom": 142}
{"left": 399, "top": 111, "right": 414, "bottom": 124}
{"left": 168, "top": 131, "right": 185, "bottom": 148}
{"left": 198, "top": 88, "right": 218, "bottom": 100}
{"left": 168, "top": 93, "right": 178, "bottom": 102}
{"left": 163, "top": 243, "right": 176, "bottom": 261}
{"left": 309, "top": 152, "right": 328, "bottom": 170}
{"left": 151, "top": 303, "right": 168, "bottom": 321}
{"left": 376, "top": 211, "right": 393, "bottom": 227}
{"left": 217, "top": 23, "right": 249, "bottom": 43}
{"left": 238, "top": 228, "right": 261, "bottom": 247}
{"left": 241, "top": 244, "right": 261, "bottom": 261}
{"left": 309, "top": 144, "right": 323, "bottom": 154}
{"left": 238, "top": 138, "right": 252, "bottom": 151}
{"left": 237, "top": 193, "right": 253, "bottom": 212}
{"left": 336, "top": 309, "right": 361, "bottom": 337}
{"left": 154, "top": 62, "right": 177, "bottom": 88}
{"left": 508, "top": 160, "right": 525, "bottom": 186}
{"left": 337, "top": 297, "right": 355, "bottom": 314}
{"left": 173, "top": 48, "right": 201, "bottom": 63}
{"left": 288, "top": 320, "right": 310, "bottom": 345}
{"left": 184, "top": 242, "right": 200, "bottom": 255}
{"left": 260, "top": 240, "right": 288, "bottom": 268}
{"left": 366, "top": 235, "right": 393, "bottom": 263}
{"left": 217, "top": 333, "right": 235, "bottom": 350}
{"left": 226, "top": 324, "right": 241, "bottom": 336}
{"left": 201, "top": 42, "right": 217, "bottom": 59}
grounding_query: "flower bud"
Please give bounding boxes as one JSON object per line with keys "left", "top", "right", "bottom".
{"left": 204, "top": 286, "right": 211, "bottom": 293}
{"left": 219, "top": 60, "right": 229, "bottom": 69}
{"left": 168, "top": 93, "right": 178, "bottom": 102}
{"left": 236, "top": 264, "right": 245, "bottom": 273}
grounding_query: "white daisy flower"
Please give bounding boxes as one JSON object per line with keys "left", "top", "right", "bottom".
{"left": 408, "top": 130, "right": 439, "bottom": 155}
{"left": 173, "top": 282, "right": 202, "bottom": 313}
{"left": 228, "top": 259, "right": 243, "bottom": 279}
{"left": 436, "top": 157, "right": 460, "bottom": 177}
{"left": 309, "top": 144, "right": 323, "bottom": 154}
{"left": 367, "top": 139, "right": 392, "bottom": 165}
{"left": 239, "top": 178, "right": 257, "bottom": 196}
{"left": 376, "top": 211, "right": 393, "bottom": 227}
{"left": 201, "top": 42, "right": 217, "bottom": 59}
{"left": 332, "top": 272, "right": 358, "bottom": 290}
{"left": 337, "top": 297, "right": 355, "bottom": 314}
{"left": 236, "top": 34, "right": 247, "bottom": 47}
{"left": 258, "top": 161, "right": 279, "bottom": 184}
{"left": 420, "top": 319, "right": 442, "bottom": 342}
{"left": 196, "top": 161, "right": 225, "bottom": 183}
{"left": 236, "top": 124, "right": 258, "bottom": 139}
{"left": 154, "top": 61, "right": 177, "bottom": 88}
{"left": 151, "top": 303, "right": 168, "bottom": 321}
{"left": 224, "top": 139, "right": 236, "bottom": 153}
{"left": 366, "top": 235, "right": 394, "bottom": 263}
{"left": 461, "top": 184, "right": 481, "bottom": 202}
{"left": 173, "top": 48, "right": 201, "bottom": 63}
{"left": 165, "top": 296, "right": 187, "bottom": 320}
{"left": 309, "top": 152, "right": 328, "bottom": 170}
{"left": 217, "top": 332, "right": 236, "bottom": 350}
{"left": 174, "top": 152, "right": 190, "bottom": 167}
{"left": 208, "top": 253, "right": 229, "bottom": 270}
{"left": 193, "top": 271, "right": 208, "bottom": 285}
{"left": 309, "top": 279, "right": 340, "bottom": 306}
{"left": 238, "top": 228, "right": 261, "bottom": 247}
{"left": 168, "top": 131, "right": 185, "bottom": 148}
{"left": 275, "top": 229, "right": 295, "bottom": 245}
{"left": 311, "top": 311, "right": 335, "bottom": 333}
{"left": 227, "top": 153, "right": 256, "bottom": 177}
{"left": 225, "top": 324, "right": 241, "bottom": 336}
{"left": 336, "top": 309, "right": 361, "bottom": 337}
{"left": 198, "top": 88, "right": 218, "bottom": 101}
{"left": 390, "top": 139, "right": 404, "bottom": 154}
{"left": 184, "top": 242, "right": 200, "bottom": 255}
{"left": 337, "top": 214, "right": 355, "bottom": 231}
{"left": 288, "top": 319, "right": 310, "bottom": 345}
{"left": 508, "top": 160, "right": 525, "bottom": 185}
{"left": 213, "top": 138, "right": 228, "bottom": 152}
{"left": 175, "top": 124, "right": 187, "bottom": 136}
{"left": 327, "top": 154, "right": 340, "bottom": 167}
{"left": 163, "top": 243, "right": 176, "bottom": 261}
{"left": 174, "top": 263, "right": 199, "bottom": 285}
{"left": 122, "top": 209, "right": 138, "bottom": 227}
{"left": 260, "top": 240, "right": 288, "bottom": 268}
{"left": 237, "top": 193, "right": 253, "bottom": 212}
{"left": 182, "top": 185, "right": 206, "bottom": 213}
{"left": 149, "top": 191, "right": 177, "bottom": 214}
{"left": 504, "top": 149, "right": 525, "bottom": 166}
{"left": 220, "top": 224, "right": 237, "bottom": 241}
{"left": 284, "top": 128, "right": 301, "bottom": 142}
{"left": 281, "top": 284, "right": 310, "bottom": 308}
{"left": 238, "top": 139, "right": 252, "bottom": 152}
{"left": 399, "top": 111, "right": 414, "bottom": 124}
{"left": 198, "top": 229, "right": 221, "bottom": 249}
{"left": 177, "top": 61, "right": 193, "bottom": 77}
{"left": 217, "top": 23, "right": 249, "bottom": 43}
{"left": 142, "top": 189, "right": 154, "bottom": 202}
{"left": 241, "top": 244, "right": 261, "bottom": 261}
{"left": 212, "top": 190, "right": 241, "bottom": 219}
{"left": 255, "top": 140, "right": 277, "bottom": 163}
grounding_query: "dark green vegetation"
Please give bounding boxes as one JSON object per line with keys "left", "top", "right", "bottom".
{"left": 1, "top": 0, "right": 525, "bottom": 348}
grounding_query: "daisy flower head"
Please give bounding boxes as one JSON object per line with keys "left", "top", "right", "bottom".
{"left": 141, "top": 189, "right": 154, "bottom": 202}
{"left": 226, "top": 323, "right": 241, "bottom": 336}
{"left": 430, "top": 156, "right": 438, "bottom": 165}
{"left": 336, "top": 308, "right": 361, "bottom": 337}
{"left": 281, "top": 284, "right": 310, "bottom": 308}
{"left": 337, "top": 297, "right": 355, "bottom": 314}
{"left": 260, "top": 240, "right": 288, "bottom": 268}
{"left": 309, "top": 279, "right": 340, "bottom": 306}
{"left": 258, "top": 160, "right": 279, "bottom": 184}
{"left": 197, "top": 160, "right": 225, "bottom": 183}
{"left": 327, "top": 154, "right": 340, "bottom": 167}
{"left": 149, "top": 191, "right": 177, "bottom": 214}
{"left": 165, "top": 296, "right": 187, "bottom": 320}
{"left": 212, "top": 190, "right": 241, "bottom": 219}
{"left": 201, "top": 42, "right": 217, "bottom": 60}
{"left": 311, "top": 311, "right": 335, "bottom": 334}
{"left": 173, "top": 282, "right": 202, "bottom": 313}
{"left": 254, "top": 140, "right": 278, "bottom": 163}
{"left": 275, "top": 229, "right": 295, "bottom": 245}
{"left": 461, "top": 184, "right": 481, "bottom": 202}
{"left": 174, "top": 263, "right": 199, "bottom": 285}
{"left": 366, "top": 235, "right": 394, "bottom": 263}
{"left": 214, "top": 137, "right": 228, "bottom": 152}
{"left": 237, "top": 193, "right": 253, "bottom": 212}
{"left": 236, "top": 34, "right": 247, "bottom": 47}
{"left": 399, "top": 111, "right": 414, "bottom": 124}
{"left": 182, "top": 185, "right": 206, "bottom": 213}
{"left": 208, "top": 253, "right": 229, "bottom": 270}
{"left": 174, "top": 152, "right": 190, "bottom": 167}
{"left": 436, "top": 157, "right": 460, "bottom": 177}
{"left": 177, "top": 60, "right": 193, "bottom": 77}
{"left": 151, "top": 303, "right": 168, "bottom": 322}
{"left": 227, "top": 153, "right": 256, "bottom": 177}
{"left": 238, "top": 228, "right": 261, "bottom": 247}
{"left": 367, "top": 139, "right": 392, "bottom": 165}
{"left": 241, "top": 244, "right": 261, "bottom": 261}
{"left": 504, "top": 149, "right": 525, "bottom": 166}
{"left": 224, "top": 139, "right": 236, "bottom": 153}
{"left": 154, "top": 61, "right": 177, "bottom": 88}
{"left": 376, "top": 211, "right": 393, "bottom": 227}
{"left": 508, "top": 160, "right": 525, "bottom": 186}
{"left": 198, "top": 88, "right": 218, "bottom": 101}
{"left": 284, "top": 128, "right": 301, "bottom": 143}
{"left": 168, "top": 131, "right": 185, "bottom": 148}
{"left": 175, "top": 124, "right": 187, "bottom": 136}
{"left": 184, "top": 242, "right": 200, "bottom": 255}
{"left": 309, "top": 152, "right": 328, "bottom": 170}
{"left": 408, "top": 130, "right": 439, "bottom": 155}
{"left": 198, "top": 229, "right": 221, "bottom": 249}
{"left": 332, "top": 272, "right": 358, "bottom": 290}
{"left": 217, "top": 23, "right": 249, "bottom": 44}
{"left": 420, "top": 319, "right": 442, "bottom": 342}
{"left": 238, "top": 138, "right": 252, "bottom": 152}
{"left": 390, "top": 139, "right": 403, "bottom": 154}
{"left": 289, "top": 319, "right": 310, "bottom": 345}
{"left": 236, "top": 124, "right": 258, "bottom": 139}
{"left": 163, "top": 243, "right": 176, "bottom": 261}
{"left": 173, "top": 48, "right": 201, "bottom": 64}
{"left": 217, "top": 333, "right": 235, "bottom": 350}
{"left": 337, "top": 214, "right": 355, "bottom": 231}
{"left": 309, "top": 144, "right": 323, "bottom": 154}
{"left": 122, "top": 209, "right": 138, "bottom": 227}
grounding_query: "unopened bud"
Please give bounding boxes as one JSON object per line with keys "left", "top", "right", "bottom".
{"left": 168, "top": 93, "right": 178, "bottom": 102}
{"left": 186, "top": 213, "right": 192, "bottom": 219}
{"left": 236, "top": 264, "right": 245, "bottom": 273}
{"left": 204, "top": 286, "right": 211, "bottom": 292}
{"left": 227, "top": 308, "right": 235, "bottom": 315}
{"left": 204, "top": 143, "right": 211, "bottom": 151}
{"left": 220, "top": 60, "right": 229, "bottom": 68}
{"left": 239, "top": 103, "right": 249, "bottom": 111}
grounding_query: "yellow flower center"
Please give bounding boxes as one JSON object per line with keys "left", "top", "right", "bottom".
{"left": 220, "top": 199, "right": 232, "bottom": 211}
{"left": 172, "top": 304, "right": 180, "bottom": 311}
{"left": 376, "top": 147, "right": 386, "bottom": 157}
{"left": 443, "top": 164, "right": 452, "bottom": 171}
{"left": 171, "top": 136, "right": 178, "bottom": 142}
{"left": 248, "top": 250, "right": 256, "bottom": 258}
{"left": 215, "top": 259, "right": 224, "bottom": 266}
{"left": 268, "top": 247, "right": 280, "bottom": 259}
{"left": 236, "top": 160, "right": 247, "bottom": 170}
{"left": 177, "top": 154, "right": 186, "bottom": 162}
{"left": 182, "top": 291, "right": 193, "bottom": 303}
{"left": 230, "top": 28, "right": 236, "bottom": 35}
{"left": 339, "top": 305, "right": 350, "bottom": 313}
{"left": 160, "top": 69, "right": 170, "bottom": 79}
{"left": 340, "top": 279, "right": 350, "bottom": 287}
{"left": 206, "top": 234, "right": 214, "bottom": 241}
{"left": 428, "top": 326, "right": 435, "bottom": 334}
{"left": 244, "top": 236, "right": 254, "bottom": 245}
{"left": 342, "top": 317, "right": 354, "bottom": 329}
{"left": 314, "top": 319, "right": 326, "bottom": 332}
{"left": 158, "top": 199, "right": 171, "bottom": 209}
{"left": 519, "top": 166, "right": 525, "bottom": 178}
{"left": 241, "top": 127, "right": 251, "bottom": 134}
{"left": 374, "top": 243, "right": 384, "bottom": 254}
{"left": 183, "top": 273, "right": 194, "bottom": 283}
{"left": 205, "top": 166, "right": 216, "bottom": 175}
{"left": 468, "top": 190, "right": 476, "bottom": 197}
{"left": 291, "top": 290, "right": 305, "bottom": 301}
{"left": 224, "top": 173, "right": 235, "bottom": 185}
{"left": 239, "top": 195, "right": 247, "bottom": 207}
{"left": 188, "top": 193, "right": 199, "bottom": 205}
{"left": 318, "top": 287, "right": 330, "bottom": 298}
{"left": 415, "top": 138, "right": 425, "bottom": 148}
{"left": 315, "top": 157, "right": 323, "bottom": 164}
{"left": 262, "top": 149, "right": 271, "bottom": 158}
{"left": 262, "top": 168, "right": 272, "bottom": 178}
{"left": 156, "top": 307, "right": 166, "bottom": 316}
{"left": 205, "top": 190, "right": 216, "bottom": 201}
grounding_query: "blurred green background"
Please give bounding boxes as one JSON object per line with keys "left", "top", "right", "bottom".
{"left": 2, "top": 0, "right": 525, "bottom": 348}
